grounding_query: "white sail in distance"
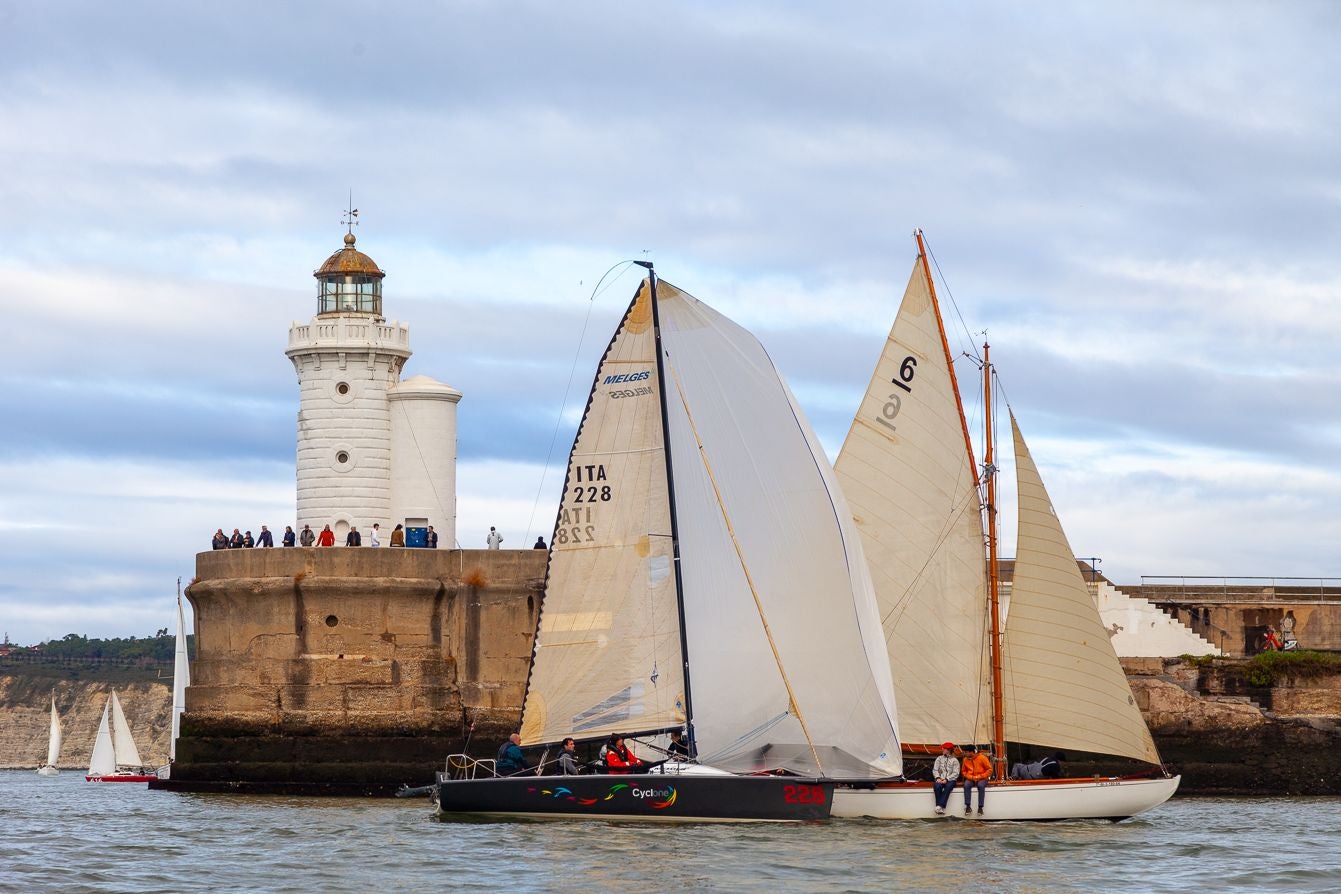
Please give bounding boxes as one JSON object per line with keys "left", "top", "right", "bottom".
{"left": 171, "top": 594, "right": 191, "bottom": 761}
{"left": 835, "top": 260, "right": 992, "bottom": 746}
{"left": 1000, "top": 412, "right": 1161, "bottom": 763}
{"left": 109, "top": 691, "right": 144, "bottom": 769}
{"left": 88, "top": 699, "right": 116, "bottom": 777}
{"left": 46, "top": 693, "right": 62, "bottom": 768}
{"left": 523, "top": 276, "right": 901, "bottom": 779}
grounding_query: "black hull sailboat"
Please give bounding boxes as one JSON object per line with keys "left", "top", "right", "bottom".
{"left": 434, "top": 772, "right": 833, "bottom": 822}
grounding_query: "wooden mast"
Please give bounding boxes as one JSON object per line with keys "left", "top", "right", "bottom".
{"left": 982, "top": 340, "right": 1007, "bottom": 779}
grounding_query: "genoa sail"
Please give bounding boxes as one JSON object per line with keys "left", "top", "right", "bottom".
{"left": 834, "top": 261, "right": 993, "bottom": 747}
{"left": 999, "top": 412, "right": 1161, "bottom": 763}
{"left": 109, "top": 690, "right": 144, "bottom": 769}
{"left": 522, "top": 275, "right": 902, "bottom": 780}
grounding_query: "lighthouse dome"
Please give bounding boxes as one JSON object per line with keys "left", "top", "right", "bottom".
{"left": 314, "top": 231, "right": 385, "bottom": 316}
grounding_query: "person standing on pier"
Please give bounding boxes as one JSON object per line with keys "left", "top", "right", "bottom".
{"left": 300, "top": 524, "right": 315, "bottom": 547}
{"left": 487, "top": 527, "right": 504, "bottom": 549}
{"left": 211, "top": 529, "right": 228, "bottom": 550}
{"left": 369, "top": 523, "right": 381, "bottom": 547}
{"left": 390, "top": 524, "right": 405, "bottom": 547}
{"left": 345, "top": 526, "right": 362, "bottom": 547}
{"left": 426, "top": 526, "right": 438, "bottom": 549}
{"left": 282, "top": 526, "right": 296, "bottom": 547}
{"left": 317, "top": 525, "right": 335, "bottom": 547}
{"left": 932, "top": 742, "right": 960, "bottom": 815}
{"left": 257, "top": 526, "right": 274, "bottom": 548}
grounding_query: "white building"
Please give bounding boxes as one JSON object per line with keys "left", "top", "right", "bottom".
{"left": 285, "top": 230, "right": 462, "bottom": 547}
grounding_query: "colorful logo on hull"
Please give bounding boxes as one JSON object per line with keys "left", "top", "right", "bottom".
{"left": 528, "top": 782, "right": 677, "bottom": 810}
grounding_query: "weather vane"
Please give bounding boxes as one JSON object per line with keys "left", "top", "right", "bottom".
{"left": 341, "top": 190, "right": 359, "bottom": 235}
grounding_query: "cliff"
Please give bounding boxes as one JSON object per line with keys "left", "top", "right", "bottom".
{"left": 0, "top": 673, "right": 171, "bottom": 770}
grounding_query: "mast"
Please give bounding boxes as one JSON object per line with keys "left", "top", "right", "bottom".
{"left": 640, "top": 262, "right": 697, "bottom": 757}
{"left": 982, "top": 341, "right": 1007, "bottom": 779}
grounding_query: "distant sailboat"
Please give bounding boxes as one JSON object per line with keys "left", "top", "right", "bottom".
{"left": 86, "top": 690, "right": 155, "bottom": 783}
{"left": 37, "top": 693, "right": 61, "bottom": 776}
{"left": 158, "top": 584, "right": 191, "bottom": 779}
{"left": 830, "top": 231, "right": 1179, "bottom": 820}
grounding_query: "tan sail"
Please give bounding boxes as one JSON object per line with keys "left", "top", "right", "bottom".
{"left": 520, "top": 282, "right": 685, "bottom": 745}
{"left": 1000, "top": 412, "right": 1160, "bottom": 764}
{"left": 835, "top": 262, "right": 992, "bottom": 746}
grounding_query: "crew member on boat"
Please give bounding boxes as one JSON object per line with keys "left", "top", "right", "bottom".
{"left": 557, "top": 737, "right": 582, "bottom": 775}
{"left": 961, "top": 745, "right": 993, "bottom": 816}
{"left": 667, "top": 729, "right": 693, "bottom": 761}
{"left": 932, "top": 742, "right": 960, "bottom": 815}
{"left": 603, "top": 735, "right": 645, "bottom": 774}
{"left": 1010, "top": 751, "right": 1065, "bottom": 780}
{"left": 495, "top": 732, "right": 530, "bottom": 777}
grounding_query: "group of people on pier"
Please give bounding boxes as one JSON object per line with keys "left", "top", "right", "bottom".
{"left": 210, "top": 523, "right": 437, "bottom": 550}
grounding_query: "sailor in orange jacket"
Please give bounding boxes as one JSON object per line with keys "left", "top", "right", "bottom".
{"left": 960, "top": 744, "right": 993, "bottom": 816}
{"left": 603, "top": 735, "right": 645, "bottom": 774}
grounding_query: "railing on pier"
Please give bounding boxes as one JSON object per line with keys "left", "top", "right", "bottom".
{"left": 1138, "top": 576, "right": 1341, "bottom": 602}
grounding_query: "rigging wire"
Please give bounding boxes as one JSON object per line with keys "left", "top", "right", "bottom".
{"left": 524, "top": 260, "right": 642, "bottom": 543}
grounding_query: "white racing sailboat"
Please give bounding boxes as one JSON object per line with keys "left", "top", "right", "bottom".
{"left": 434, "top": 268, "right": 902, "bottom": 821}
{"left": 830, "top": 232, "right": 1179, "bottom": 821}
{"left": 37, "top": 692, "right": 62, "bottom": 776}
{"left": 86, "top": 690, "right": 155, "bottom": 783}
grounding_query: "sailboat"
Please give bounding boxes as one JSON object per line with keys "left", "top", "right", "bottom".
{"left": 158, "top": 584, "right": 191, "bottom": 779}
{"left": 434, "top": 267, "right": 902, "bottom": 821}
{"left": 36, "top": 692, "right": 62, "bottom": 776}
{"left": 829, "top": 231, "right": 1179, "bottom": 821}
{"left": 86, "top": 690, "right": 155, "bottom": 783}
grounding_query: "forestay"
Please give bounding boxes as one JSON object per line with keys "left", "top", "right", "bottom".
{"left": 999, "top": 413, "right": 1161, "bottom": 764}
{"left": 834, "top": 262, "right": 992, "bottom": 746}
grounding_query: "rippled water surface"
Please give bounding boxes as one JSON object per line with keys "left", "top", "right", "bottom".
{"left": 1, "top": 771, "right": 1334, "bottom": 892}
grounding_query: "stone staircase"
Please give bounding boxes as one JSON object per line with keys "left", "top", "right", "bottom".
{"left": 1094, "top": 581, "right": 1221, "bottom": 657}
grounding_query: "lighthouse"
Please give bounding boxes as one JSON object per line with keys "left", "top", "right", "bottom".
{"left": 285, "top": 224, "right": 462, "bottom": 546}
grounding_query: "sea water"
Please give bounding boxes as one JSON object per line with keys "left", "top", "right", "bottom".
{"left": 0, "top": 771, "right": 1331, "bottom": 893}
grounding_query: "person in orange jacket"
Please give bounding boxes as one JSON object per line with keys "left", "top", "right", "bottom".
{"left": 603, "top": 734, "right": 645, "bottom": 774}
{"left": 960, "top": 744, "right": 993, "bottom": 816}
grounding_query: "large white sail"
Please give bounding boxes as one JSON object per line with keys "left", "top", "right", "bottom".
{"left": 520, "top": 282, "right": 684, "bottom": 746}
{"left": 46, "top": 693, "right": 62, "bottom": 767}
{"left": 835, "top": 261, "right": 993, "bottom": 746}
{"left": 109, "top": 690, "right": 144, "bottom": 769}
{"left": 657, "top": 280, "right": 902, "bottom": 779}
{"left": 88, "top": 699, "right": 116, "bottom": 777}
{"left": 999, "top": 412, "right": 1161, "bottom": 764}
{"left": 171, "top": 594, "right": 191, "bottom": 761}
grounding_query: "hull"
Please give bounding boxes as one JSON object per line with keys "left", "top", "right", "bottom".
{"left": 85, "top": 774, "right": 156, "bottom": 783}
{"left": 833, "top": 775, "right": 1180, "bottom": 822}
{"left": 434, "top": 773, "right": 834, "bottom": 822}
{"left": 37, "top": 766, "right": 59, "bottom": 777}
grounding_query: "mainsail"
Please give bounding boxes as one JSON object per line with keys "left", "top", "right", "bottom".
{"left": 46, "top": 693, "right": 62, "bottom": 768}
{"left": 522, "top": 275, "right": 901, "bottom": 779}
{"left": 171, "top": 594, "right": 191, "bottom": 761}
{"left": 834, "top": 262, "right": 992, "bottom": 746}
{"left": 1000, "top": 413, "right": 1161, "bottom": 763}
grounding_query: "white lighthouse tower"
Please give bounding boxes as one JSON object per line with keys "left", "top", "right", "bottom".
{"left": 286, "top": 222, "right": 462, "bottom": 546}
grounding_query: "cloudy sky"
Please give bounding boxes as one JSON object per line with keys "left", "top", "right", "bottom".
{"left": 2, "top": 2, "right": 1339, "bottom": 644}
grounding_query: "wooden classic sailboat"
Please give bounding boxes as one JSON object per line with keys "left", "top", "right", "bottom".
{"left": 36, "top": 692, "right": 62, "bottom": 776}
{"left": 829, "top": 232, "right": 1179, "bottom": 821}
{"left": 434, "top": 269, "right": 902, "bottom": 821}
{"left": 86, "top": 690, "right": 155, "bottom": 783}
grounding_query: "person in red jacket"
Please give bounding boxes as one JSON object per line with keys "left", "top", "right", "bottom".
{"left": 603, "top": 735, "right": 645, "bottom": 774}
{"left": 960, "top": 744, "right": 993, "bottom": 816}
{"left": 316, "top": 524, "right": 335, "bottom": 547}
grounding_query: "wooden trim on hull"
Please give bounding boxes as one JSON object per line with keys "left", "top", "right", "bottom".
{"left": 832, "top": 775, "right": 1180, "bottom": 822}
{"left": 434, "top": 773, "right": 835, "bottom": 822}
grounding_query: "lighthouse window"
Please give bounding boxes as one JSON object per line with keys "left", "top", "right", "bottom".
{"left": 318, "top": 275, "right": 382, "bottom": 315}
{"left": 336, "top": 382, "right": 350, "bottom": 395}
{"left": 336, "top": 451, "right": 350, "bottom": 464}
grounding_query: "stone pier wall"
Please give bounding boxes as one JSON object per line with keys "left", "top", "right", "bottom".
{"left": 162, "top": 548, "right": 544, "bottom": 794}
